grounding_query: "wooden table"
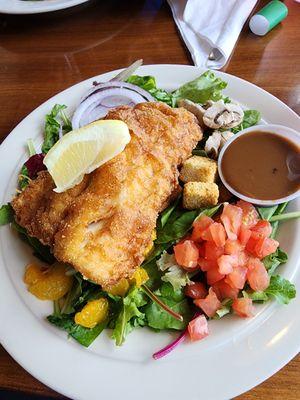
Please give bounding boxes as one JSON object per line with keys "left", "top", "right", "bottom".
{"left": 0, "top": 0, "right": 299, "bottom": 398}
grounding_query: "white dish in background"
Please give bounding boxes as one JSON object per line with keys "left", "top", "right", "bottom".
{"left": 0, "top": 0, "right": 90, "bottom": 15}
{"left": 218, "top": 124, "right": 300, "bottom": 206}
{"left": 0, "top": 65, "right": 300, "bottom": 400}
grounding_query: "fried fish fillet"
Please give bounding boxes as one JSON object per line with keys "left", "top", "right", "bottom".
{"left": 12, "top": 102, "right": 202, "bottom": 286}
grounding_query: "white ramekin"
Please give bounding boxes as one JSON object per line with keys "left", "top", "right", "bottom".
{"left": 217, "top": 124, "right": 300, "bottom": 206}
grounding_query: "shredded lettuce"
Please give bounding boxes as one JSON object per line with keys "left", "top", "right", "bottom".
{"left": 157, "top": 252, "right": 191, "bottom": 291}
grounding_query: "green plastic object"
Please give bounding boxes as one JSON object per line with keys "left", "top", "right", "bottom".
{"left": 249, "top": 1, "right": 288, "bottom": 36}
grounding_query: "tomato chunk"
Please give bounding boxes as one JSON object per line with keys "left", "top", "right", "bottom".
{"left": 225, "top": 265, "right": 247, "bottom": 289}
{"left": 236, "top": 200, "right": 259, "bottom": 229}
{"left": 188, "top": 315, "right": 209, "bottom": 341}
{"left": 221, "top": 204, "right": 242, "bottom": 240}
{"left": 239, "top": 226, "right": 252, "bottom": 246}
{"left": 246, "top": 234, "right": 279, "bottom": 259}
{"left": 185, "top": 282, "right": 207, "bottom": 299}
{"left": 217, "top": 254, "right": 238, "bottom": 275}
{"left": 247, "top": 258, "right": 270, "bottom": 291}
{"left": 212, "top": 279, "right": 239, "bottom": 300}
{"left": 198, "top": 258, "right": 217, "bottom": 272}
{"left": 251, "top": 220, "right": 272, "bottom": 238}
{"left": 224, "top": 239, "right": 244, "bottom": 255}
{"left": 232, "top": 298, "right": 255, "bottom": 318}
{"left": 204, "top": 241, "right": 224, "bottom": 261}
{"left": 206, "top": 267, "right": 225, "bottom": 285}
{"left": 174, "top": 240, "right": 199, "bottom": 270}
{"left": 192, "top": 216, "right": 214, "bottom": 242}
{"left": 209, "top": 222, "right": 226, "bottom": 247}
{"left": 194, "top": 288, "right": 221, "bottom": 317}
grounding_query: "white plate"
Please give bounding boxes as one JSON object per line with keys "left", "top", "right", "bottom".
{"left": 0, "top": 65, "right": 300, "bottom": 400}
{"left": 0, "top": 0, "right": 90, "bottom": 14}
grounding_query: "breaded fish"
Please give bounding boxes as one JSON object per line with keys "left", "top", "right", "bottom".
{"left": 12, "top": 102, "right": 202, "bottom": 286}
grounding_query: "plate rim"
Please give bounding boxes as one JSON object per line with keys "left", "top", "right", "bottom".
{"left": 0, "top": 0, "right": 90, "bottom": 15}
{"left": 0, "top": 64, "right": 300, "bottom": 400}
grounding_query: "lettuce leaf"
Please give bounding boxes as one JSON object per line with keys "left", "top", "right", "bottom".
{"left": 0, "top": 204, "right": 14, "bottom": 226}
{"left": 127, "top": 75, "right": 173, "bottom": 106}
{"left": 248, "top": 275, "right": 296, "bottom": 305}
{"left": 263, "top": 248, "right": 288, "bottom": 276}
{"left": 144, "top": 283, "right": 191, "bottom": 330}
{"left": 42, "top": 104, "right": 72, "bottom": 154}
{"left": 112, "top": 287, "right": 148, "bottom": 345}
{"left": 172, "top": 70, "right": 227, "bottom": 105}
{"left": 231, "top": 110, "right": 261, "bottom": 133}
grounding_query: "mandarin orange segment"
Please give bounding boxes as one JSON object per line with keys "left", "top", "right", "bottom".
{"left": 74, "top": 298, "right": 109, "bottom": 328}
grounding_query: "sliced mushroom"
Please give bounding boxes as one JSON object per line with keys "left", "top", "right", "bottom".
{"left": 203, "top": 100, "right": 244, "bottom": 129}
{"left": 204, "top": 130, "right": 235, "bottom": 159}
{"left": 204, "top": 131, "right": 222, "bottom": 159}
{"left": 178, "top": 99, "right": 206, "bottom": 128}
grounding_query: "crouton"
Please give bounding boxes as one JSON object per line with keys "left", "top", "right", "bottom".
{"left": 183, "top": 182, "right": 219, "bottom": 210}
{"left": 180, "top": 156, "right": 217, "bottom": 183}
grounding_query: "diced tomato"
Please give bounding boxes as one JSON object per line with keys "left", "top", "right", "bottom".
{"left": 217, "top": 254, "right": 238, "bottom": 275}
{"left": 197, "top": 243, "right": 206, "bottom": 258}
{"left": 204, "top": 241, "right": 224, "bottom": 261}
{"left": 245, "top": 231, "right": 261, "bottom": 253}
{"left": 206, "top": 267, "right": 225, "bottom": 285}
{"left": 232, "top": 298, "right": 255, "bottom": 318}
{"left": 246, "top": 234, "right": 279, "bottom": 259}
{"left": 225, "top": 265, "right": 247, "bottom": 289}
{"left": 236, "top": 200, "right": 259, "bottom": 229}
{"left": 237, "top": 250, "right": 249, "bottom": 267}
{"left": 194, "top": 288, "right": 221, "bottom": 317}
{"left": 185, "top": 282, "right": 207, "bottom": 299}
{"left": 174, "top": 240, "right": 199, "bottom": 270}
{"left": 247, "top": 258, "right": 270, "bottom": 291}
{"left": 212, "top": 279, "right": 239, "bottom": 300}
{"left": 251, "top": 220, "right": 272, "bottom": 238}
{"left": 221, "top": 204, "right": 242, "bottom": 240}
{"left": 239, "top": 226, "right": 252, "bottom": 246}
{"left": 224, "top": 239, "right": 244, "bottom": 255}
{"left": 191, "top": 216, "right": 214, "bottom": 242}
{"left": 209, "top": 222, "right": 226, "bottom": 247}
{"left": 198, "top": 258, "right": 217, "bottom": 272}
{"left": 188, "top": 315, "right": 209, "bottom": 341}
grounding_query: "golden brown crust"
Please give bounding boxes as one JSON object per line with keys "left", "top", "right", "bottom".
{"left": 12, "top": 102, "right": 202, "bottom": 286}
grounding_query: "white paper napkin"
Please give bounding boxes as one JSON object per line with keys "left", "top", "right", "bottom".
{"left": 168, "top": 0, "right": 257, "bottom": 69}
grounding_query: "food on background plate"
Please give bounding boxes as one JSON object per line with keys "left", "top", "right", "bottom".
{"left": 0, "top": 61, "right": 299, "bottom": 358}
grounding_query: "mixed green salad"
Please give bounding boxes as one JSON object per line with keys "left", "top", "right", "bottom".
{"left": 0, "top": 70, "right": 299, "bottom": 359}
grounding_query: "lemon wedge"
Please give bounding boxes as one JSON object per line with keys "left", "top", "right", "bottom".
{"left": 43, "top": 120, "right": 130, "bottom": 193}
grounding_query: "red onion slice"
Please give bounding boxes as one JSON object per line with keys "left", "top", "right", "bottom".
{"left": 72, "top": 82, "right": 154, "bottom": 129}
{"left": 152, "top": 329, "right": 188, "bottom": 360}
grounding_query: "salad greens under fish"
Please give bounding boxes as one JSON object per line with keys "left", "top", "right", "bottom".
{"left": 0, "top": 69, "right": 299, "bottom": 357}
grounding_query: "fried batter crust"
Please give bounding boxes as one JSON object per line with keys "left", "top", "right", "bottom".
{"left": 12, "top": 102, "right": 202, "bottom": 286}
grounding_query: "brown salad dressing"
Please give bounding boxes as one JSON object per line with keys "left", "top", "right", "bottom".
{"left": 221, "top": 131, "right": 300, "bottom": 200}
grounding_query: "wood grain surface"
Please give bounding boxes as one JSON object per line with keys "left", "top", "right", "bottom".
{"left": 0, "top": 0, "right": 299, "bottom": 399}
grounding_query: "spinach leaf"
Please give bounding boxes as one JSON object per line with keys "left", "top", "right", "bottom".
{"left": 12, "top": 221, "right": 55, "bottom": 264}
{"left": 265, "top": 275, "right": 296, "bottom": 305}
{"left": 263, "top": 248, "right": 288, "bottom": 276}
{"left": 231, "top": 110, "right": 261, "bottom": 133}
{"left": 112, "top": 287, "right": 148, "bottom": 346}
{"left": 158, "top": 195, "right": 181, "bottom": 229}
{"left": 61, "top": 274, "right": 83, "bottom": 314}
{"left": 142, "top": 258, "right": 163, "bottom": 290}
{"left": 42, "top": 104, "right": 72, "bottom": 154}
{"left": 47, "top": 315, "right": 107, "bottom": 347}
{"left": 144, "top": 283, "right": 191, "bottom": 330}
{"left": 156, "top": 209, "right": 199, "bottom": 244}
{"left": 127, "top": 75, "right": 173, "bottom": 106}
{"left": 0, "top": 204, "right": 14, "bottom": 226}
{"left": 172, "top": 70, "right": 227, "bottom": 106}
{"left": 192, "top": 148, "right": 208, "bottom": 157}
